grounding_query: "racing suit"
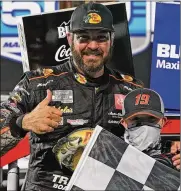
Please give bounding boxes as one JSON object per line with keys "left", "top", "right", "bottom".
{"left": 1, "top": 59, "right": 143, "bottom": 191}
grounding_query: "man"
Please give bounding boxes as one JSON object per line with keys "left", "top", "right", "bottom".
{"left": 0, "top": 2, "right": 180, "bottom": 191}
{"left": 121, "top": 88, "right": 180, "bottom": 170}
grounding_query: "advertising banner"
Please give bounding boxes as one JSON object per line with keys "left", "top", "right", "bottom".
{"left": 17, "top": 2, "right": 135, "bottom": 76}
{"left": 150, "top": 3, "right": 180, "bottom": 110}
{"left": 1, "top": 1, "right": 154, "bottom": 94}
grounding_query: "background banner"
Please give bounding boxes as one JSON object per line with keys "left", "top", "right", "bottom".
{"left": 1, "top": 1, "right": 154, "bottom": 95}
{"left": 17, "top": 2, "right": 134, "bottom": 76}
{"left": 150, "top": 3, "right": 180, "bottom": 110}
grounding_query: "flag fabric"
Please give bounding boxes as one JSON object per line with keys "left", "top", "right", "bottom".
{"left": 66, "top": 125, "right": 180, "bottom": 191}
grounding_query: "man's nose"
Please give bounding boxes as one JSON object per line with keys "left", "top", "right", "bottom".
{"left": 87, "top": 40, "right": 99, "bottom": 50}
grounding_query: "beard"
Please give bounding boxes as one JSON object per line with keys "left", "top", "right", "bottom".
{"left": 71, "top": 43, "right": 112, "bottom": 77}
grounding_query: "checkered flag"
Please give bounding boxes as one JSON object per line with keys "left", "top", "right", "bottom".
{"left": 66, "top": 125, "right": 180, "bottom": 191}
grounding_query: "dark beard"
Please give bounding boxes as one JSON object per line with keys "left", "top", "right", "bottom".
{"left": 71, "top": 43, "right": 112, "bottom": 77}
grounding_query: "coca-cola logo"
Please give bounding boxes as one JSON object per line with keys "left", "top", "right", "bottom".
{"left": 55, "top": 45, "right": 71, "bottom": 62}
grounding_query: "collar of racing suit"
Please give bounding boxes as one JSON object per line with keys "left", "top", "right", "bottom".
{"left": 68, "top": 57, "right": 110, "bottom": 90}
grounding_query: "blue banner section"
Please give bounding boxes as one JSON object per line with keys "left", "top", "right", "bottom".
{"left": 0, "top": 1, "right": 59, "bottom": 37}
{"left": 150, "top": 3, "right": 180, "bottom": 110}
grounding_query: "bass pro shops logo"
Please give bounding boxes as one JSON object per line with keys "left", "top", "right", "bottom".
{"left": 0, "top": 1, "right": 59, "bottom": 63}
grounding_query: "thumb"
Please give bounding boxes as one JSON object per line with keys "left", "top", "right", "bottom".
{"left": 39, "top": 89, "right": 52, "bottom": 107}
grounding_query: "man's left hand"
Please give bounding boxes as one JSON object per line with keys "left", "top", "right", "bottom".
{"left": 171, "top": 141, "right": 180, "bottom": 170}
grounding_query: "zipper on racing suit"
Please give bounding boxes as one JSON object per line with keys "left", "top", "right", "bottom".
{"left": 91, "top": 87, "right": 97, "bottom": 128}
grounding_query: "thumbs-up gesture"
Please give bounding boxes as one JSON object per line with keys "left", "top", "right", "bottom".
{"left": 22, "top": 89, "right": 62, "bottom": 134}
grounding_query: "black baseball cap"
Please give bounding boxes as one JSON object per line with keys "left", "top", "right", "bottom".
{"left": 122, "top": 88, "right": 165, "bottom": 120}
{"left": 70, "top": 2, "right": 114, "bottom": 32}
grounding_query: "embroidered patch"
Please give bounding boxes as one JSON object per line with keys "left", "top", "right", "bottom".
{"left": 67, "top": 119, "right": 88, "bottom": 126}
{"left": 114, "top": 94, "right": 125, "bottom": 110}
{"left": 52, "top": 90, "right": 73, "bottom": 103}
{"left": 121, "top": 74, "right": 133, "bottom": 82}
{"left": 43, "top": 68, "right": 53, "bottom": 76}
{"left": 74, "top": 73, "right": 87, "bottom": 84}
{"left": 84, "top": 13, "right": 102, "bottom": 24}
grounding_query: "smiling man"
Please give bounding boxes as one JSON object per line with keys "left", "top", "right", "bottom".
{"left": 0, "top": 2, "right": 180, "bottom": 191}
{"left": 68, "top": 30, "right": 112, "bottom": 78}
{"left": 67, "top": 2, "right": 115, "bottom": 79}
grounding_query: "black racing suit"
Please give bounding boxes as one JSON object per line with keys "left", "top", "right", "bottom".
{"left": 1, "top": 59, "right": 143, "bottom": 191}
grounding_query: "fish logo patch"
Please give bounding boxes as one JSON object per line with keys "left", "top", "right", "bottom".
{"left": 84, "top": 13, "right": 102, "bottom": 24}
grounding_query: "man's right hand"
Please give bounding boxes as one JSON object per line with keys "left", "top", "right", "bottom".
{"left": 22, "top": 89, "right": 62, "bottom": 134}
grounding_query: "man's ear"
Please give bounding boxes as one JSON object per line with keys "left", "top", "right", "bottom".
{"left": 111, "top": 32, "right": 115, "bottom": 46}
{"left": 67, "top": 32, "right": 73, "bottom": 46}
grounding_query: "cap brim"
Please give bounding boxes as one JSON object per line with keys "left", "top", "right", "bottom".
{"left": 123, "top": 110, "right": 164, "bottom": 121}
{"left": 70, "top": 26, "right": 114, "bottom": 32}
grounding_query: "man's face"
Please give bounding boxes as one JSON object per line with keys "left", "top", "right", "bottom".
{"left": 70, "top": 30, "right": 112, "bottom": 76}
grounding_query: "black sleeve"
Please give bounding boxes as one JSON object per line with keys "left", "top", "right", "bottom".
{"left": 1, "top": 73, "right": 32, "bottom": 138}
{"left": 152, "top": 154, "right": 178, "bottom": 171}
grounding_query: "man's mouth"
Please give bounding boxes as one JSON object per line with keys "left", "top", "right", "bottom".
{"left": 83, "top": 54, "right": 102, "bottom": 60}
{"left": 82, "top": 50, "right": 102, "bottom": 56}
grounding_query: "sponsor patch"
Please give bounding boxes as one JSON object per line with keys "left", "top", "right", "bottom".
{"left": 0, "top": 109, "right": 11, "bottom": 118}
{"left": 114, "top": 94, "right": 125, "bottom": 110}
{"left": 52, "top": 174, "right": 69, "bottom": 190}
{"left": 108, "top": 111, "right": 123, "bottom": 118}
{"left": 14, "top": 86, "right": 30, "bottom": 95}
{"left": 52, "top": 128, "right": 94, "bottom": 171}
{"left": 84, "top": 13, "right": 102, "bottom": 24}
{"left": 108, "top": 120, "right": 120, "bottom": 124}
{"left": 74, "top": 73, "right": 87, "bottom": 84}
{"left": 9, "top": 92, "right": 22, "bottom": 103}
{"left": 121, "top": 74, "right": 133, "bottom": 82}
{"left": 58, "top": 106, "right": 73, "bottom": 114}
{"left": 7, "top": 102, "right": 21, "bottom": 114}
{"left": 67, "top": 119, "right": 88, "bottom": 126}
{"left": 52, "top": 90, "right": 73, "bottom": 103}
{"left": 37, "top": 80, "right": 53, "bottom": 87}
{"left": 43, "top": 68, "right": 53, "bottom": 76}
{"left": 123, "top": 85, "right": 133, "bottom": 91}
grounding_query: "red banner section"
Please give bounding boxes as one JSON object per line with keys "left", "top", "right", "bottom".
{"left": 0, "top": 135, "right": 30, "bottom": 167}
{"left": 161, "top": 117, "right": 180, "bottom": 134}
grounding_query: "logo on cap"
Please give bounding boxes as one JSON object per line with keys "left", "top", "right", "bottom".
{"left": 84, "top": 13, "right": 102, "bottom": 24}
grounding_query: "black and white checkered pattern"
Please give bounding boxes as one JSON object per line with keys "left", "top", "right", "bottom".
{"left": 66, "top": 125, "right": 180, "bottom": 191}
